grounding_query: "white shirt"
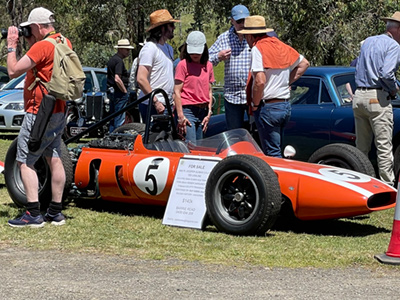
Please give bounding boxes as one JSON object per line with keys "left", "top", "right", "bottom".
{"left": 138, "top": 42, "right": 174, "bottom": 104}
{"left": 250, "top": 47, "right": 303, "bottom": 100}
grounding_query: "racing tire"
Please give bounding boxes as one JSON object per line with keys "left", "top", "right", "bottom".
{"left": 112, "top": 122, "right": 145, "bottom": 135}
{"left": 205, "top": 155, "right": 281, "bottom": 236}
{"left": 4, "top": 139, "right": 74, "bottom": 208}
{"left": 308, "top": 143, "right": 376, "bottom": 177}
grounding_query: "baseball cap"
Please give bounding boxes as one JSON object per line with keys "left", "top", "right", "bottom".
{"left": 186, "top": 31, "right": 206, "bottom": 54}
{"left": 20, "top": 7, "right": 54, "bottom": 27}
{"left": 231, "top": 4, "right": 249, "bottom": 21}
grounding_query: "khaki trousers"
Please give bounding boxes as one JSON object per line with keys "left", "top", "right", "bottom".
{"left": 352, "top": 88, "right": 394, "bottom": 185}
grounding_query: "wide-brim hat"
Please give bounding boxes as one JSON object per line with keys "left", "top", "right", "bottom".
{"left": 381, "top": 11, "right": 400, "bottom": 23}
{"left": 20, "top": 7, "right": 55, "bottom": 27}
{"left": 237, "top": 15, "right": 274, "bottom": 35}
{"left": 114, "top": 39, "right": 134, "bottom": 49}
{"left": 146, "top": 9, "right": 180, "bottom": 32}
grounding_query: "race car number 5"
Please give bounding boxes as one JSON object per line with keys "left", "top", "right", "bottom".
{"left": 133, "top": 157, "right": 170, "bottom": 195}
{"left": 319, "top": 168, "right": 371, "bottom": 183}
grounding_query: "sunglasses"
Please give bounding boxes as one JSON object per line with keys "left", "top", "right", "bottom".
{"left": 235, "top": 19, "right": 245, "bottom": 24}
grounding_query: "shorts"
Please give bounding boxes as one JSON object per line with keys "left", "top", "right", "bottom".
{"left": 17, "top": 112, "right": 66, "bottom": 166}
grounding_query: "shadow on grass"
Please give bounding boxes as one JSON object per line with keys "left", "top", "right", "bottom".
{"left": 70, "top": 198, "right": 391, "bottom": 237}
{"left": 272, "top": 215, "right": 390, "bottom": 237}
{"left": 70, "top": 198, "right": 166, "bottom": 219}
{"left": 0, "top": 133, "right": 18, "bottom": 140}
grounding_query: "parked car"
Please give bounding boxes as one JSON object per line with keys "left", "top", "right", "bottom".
{"left": 0, "top": 73, "right": 25, "bottom": 131}
{"left": 207, "top": 66, "right": 400, "bottom": 177}
{"left": 0, "top": 67, "right": 109, "bottom": 132}
{"left": 0, "top": 66, "right": 10, "bottom": 88}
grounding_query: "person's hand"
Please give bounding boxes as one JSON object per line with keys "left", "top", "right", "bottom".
{"left": 154, "top": 100, "right": 165, "bottom": 114}
{"left": 218, "top": 49, "right": 232, "bottom": 61}
{"left": 177, "top": 116, "right": 192, "bottom": 135}
{"left": 7, "top": 26, "right": 19, "bottom": 49}
{"left": 201, "top": 113, "right": 212, "bottom": 132}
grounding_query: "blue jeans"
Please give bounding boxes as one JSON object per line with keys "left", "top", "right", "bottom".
{"left": 180, "top": 105, "right": 208, "bottom": 144}
{"left": 224, "top": 99, "right": 248, "bottom": 130}
{"left": 109, "top": 92, "right": 128, "bottom": 133}
{"left": 253, "top": 101, "right": 291, "bottom": 157}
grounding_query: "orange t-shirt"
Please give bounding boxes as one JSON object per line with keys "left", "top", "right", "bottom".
{"left": 24, "top": 33, "right": 72, "bottom": 114}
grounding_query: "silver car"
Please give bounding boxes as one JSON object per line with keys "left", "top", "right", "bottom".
{"left": 0, "top": 67, "right": 107, "bottom": 131}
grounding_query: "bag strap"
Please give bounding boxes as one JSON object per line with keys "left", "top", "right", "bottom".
{"left": 27, "top": 37, "right": 61, "bottom": 92}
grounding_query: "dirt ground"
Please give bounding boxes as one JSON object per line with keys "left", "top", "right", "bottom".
{"left": 1, "top": 248, "right": 400, "bottom": 299}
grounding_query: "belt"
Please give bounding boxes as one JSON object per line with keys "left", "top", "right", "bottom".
{"left": 357, "top": 87, "right": 382, "bottom": 91}
{"left": 262, "top": 98, "right": 287, "bottom": 104}
{"left": 183, "top": 103, "right": 209, "bottom": 108}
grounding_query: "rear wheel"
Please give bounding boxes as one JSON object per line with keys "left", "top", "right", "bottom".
{"left": 4, "top": 139, "right": 74, "bottom": 208}
{"left": 308, "top": 143, "right": 376, "bottom": 177}
{"left": 205, "top": 155, "right": 281, "bottom": 236}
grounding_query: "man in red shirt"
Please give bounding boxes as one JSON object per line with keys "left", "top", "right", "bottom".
{"left": 7, "top": 7, "right": 70, "bottom": 227}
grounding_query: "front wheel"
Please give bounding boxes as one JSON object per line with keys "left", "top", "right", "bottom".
{"left": 205, "top": 155, "right": 281, "bottom": 236}
{"left": 4, "top": 139, "right": 74, "bottom": 208}
{"left": 308, "top": 143, "right": 376, "bottom": 177}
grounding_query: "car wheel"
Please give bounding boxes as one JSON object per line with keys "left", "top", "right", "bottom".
{"left": 308, "top": 143, "right": 376, "bottom": 177}
{"left": 205, "top": 155, "right": 281, "bottom": 236}
{"left": 4, "top": 139, "right": 74, "bottom": 208}
{"left": 63, "top": 108, "right": 79, "bottom": 140}
{"left": 112, "top": 122, "right": 145, "bottom": 135}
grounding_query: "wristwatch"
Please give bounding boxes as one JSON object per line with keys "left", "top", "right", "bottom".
{"left": 251, "top": 102, "right": 260, "bottom": 107}
{"left": 7, "top": 47, "right": 16, "bottom": 53}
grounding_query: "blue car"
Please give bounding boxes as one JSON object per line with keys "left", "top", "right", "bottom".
{"left": 207, "top": 66, "right": 400, "bottom": 175}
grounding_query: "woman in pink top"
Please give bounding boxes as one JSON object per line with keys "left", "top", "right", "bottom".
{"left": 174, "top": 31, "right": 215, "bottom": 144}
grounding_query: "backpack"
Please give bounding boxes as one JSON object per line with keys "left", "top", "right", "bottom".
{"left": 43, "top": 35, "right": 86, "bottom": 101}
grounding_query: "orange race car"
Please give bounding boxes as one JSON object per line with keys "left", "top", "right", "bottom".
{"left": 4, "top": 90, "right": 397, "bottom": 235}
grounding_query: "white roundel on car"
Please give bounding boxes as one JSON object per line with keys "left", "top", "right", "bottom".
{"left": 133, "top": 157, "right": 170, "bottom": 195}
{"left": 318, "top": 168, "right": 371, "bottom": 183}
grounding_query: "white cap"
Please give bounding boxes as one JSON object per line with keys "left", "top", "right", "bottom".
{"left": 186, "top": 31, "right": 206, "bottom": 54}
{"left": 20, "top": 7, "right": 54, "bottom": 27}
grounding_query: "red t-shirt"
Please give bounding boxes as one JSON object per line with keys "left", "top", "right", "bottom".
{"left": 24, "top": 33, "right": 72, "bottom": 114}
{"left": 174, "top": 59, "right": 215, "bottom": 105}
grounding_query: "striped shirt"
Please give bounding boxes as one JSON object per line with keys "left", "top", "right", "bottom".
{"left": 209, "top": 26, "right": 250, "bottom": 104}
{"left": 355, "top": 33, "right": 400, "bottom": 95}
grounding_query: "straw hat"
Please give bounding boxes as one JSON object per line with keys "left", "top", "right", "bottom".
{"left": 114, "top": 39, "right": 134, "bottom": 49}
{"left": 237, "top": 16, "right": 274, "bottom": 35}
{"left": 381, "top": 11, "right": 400, "bottom": 23}
{"left": 146, "top": 9, "right": 180, "bottom": 32}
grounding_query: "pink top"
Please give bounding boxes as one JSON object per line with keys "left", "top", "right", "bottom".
{"left": 175, "top": 59, "right": 215, "bottom": 105}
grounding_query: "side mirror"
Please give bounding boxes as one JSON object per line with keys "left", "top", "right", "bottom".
{"left": 283, "top": 145, "right": 296, "bottom": 159}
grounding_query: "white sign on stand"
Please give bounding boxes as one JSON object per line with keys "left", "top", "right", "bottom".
{"left": 163, "top": 157, "right": 220, "bottom": 229}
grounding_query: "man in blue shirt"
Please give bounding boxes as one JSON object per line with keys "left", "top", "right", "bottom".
{"left": 209, "top": 5, "right": 250, "bottom": 130}
{"left": 353, "top": 11, "right": 400, "bottom": 186}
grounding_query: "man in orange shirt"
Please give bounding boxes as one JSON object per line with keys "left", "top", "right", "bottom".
{"left": 6, "top": 7, "right": 70, "bottom": 227}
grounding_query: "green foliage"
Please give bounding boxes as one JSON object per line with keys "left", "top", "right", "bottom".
{"left": 1, "top": 0, "right": 400, "bottom": 68}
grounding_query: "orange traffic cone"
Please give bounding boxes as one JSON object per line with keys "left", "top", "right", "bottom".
{"left": 375, "top": 182, "right": 400, "bottom": 265}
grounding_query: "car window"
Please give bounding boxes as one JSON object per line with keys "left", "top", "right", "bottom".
{"left": 95, "top": 72, "right": 107, "bottom": 92}
{"left": 84, "top": 71, "right": 94, "bottom": 93}
{"left": 1, "top": 73, "right": 25, "bottom": 90}
{"left": 333, "top": 74, "right": 356, "bottom": 103}
{"left": 290, "top": 77, "right": 331, "bottom": 105}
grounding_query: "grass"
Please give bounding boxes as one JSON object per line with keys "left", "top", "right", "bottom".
{"left": 0, "top": 134, "right": 397, "bottom": 269}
